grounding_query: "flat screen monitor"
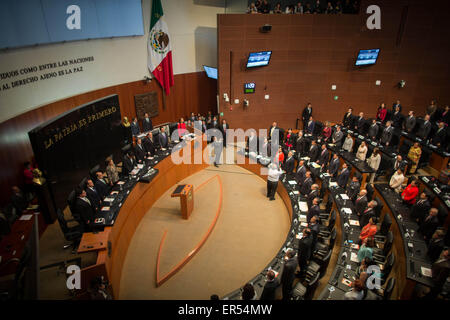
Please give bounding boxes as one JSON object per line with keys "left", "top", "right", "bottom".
{"left": 246, "top": 51, "right": 272, "bottom": 68}
{"left": 355, "top": 49, "right": 380, "bottom": 66}
{"left": 203, "top": 66, "right": 218, "bottom": 79}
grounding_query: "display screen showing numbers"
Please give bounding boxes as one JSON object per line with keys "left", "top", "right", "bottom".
{"left": 244, "top": 82, "right": 255, "bottom": 94}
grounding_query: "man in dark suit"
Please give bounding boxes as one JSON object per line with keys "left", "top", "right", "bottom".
{"left": 354, "top": 112, "right": 366, "bottom": 133}
{"left": 85, "top": 179, "right": 101, "bottom": 211}
{"left": 283, "top": 151, "right": 295, "bottom": 175}
{"left": 143, "top": 132, "right": 156, "bottom": 157}
{"left": 246, "top": 131, "right": 259, "bottom": 154}
{"left": 300, "top": 171, "right": 313, "bottom": 196}
{"left": 142, "top": 113, "right": 153, "bottom": 132}
{"left": 387, "top": 155, "right": 407, "bottom": 178}
{"left": 130, "top": 117, "right": 140, "bottom": 136}
{"left": 307, "top": 198, "right": 320, "bottom": 223}
{"left": 392, "top": 100, "right": 402, "bottom": 113}
{"left": 428, "top": 230, "right": 446, "bottom": 263}
{"left": 418, "top": 208, "right": 440, "bottom": 242}
{"left": 309, "top": 215, "right": 320, "bottom": 250}
{"left": 354, "top": 189, "right": 368, "bottom": 219}
{"left": 75, "top": 188, "right": 95, "bottom": 232}
{"left": 122, "top": 152, "right": 136, "bottom": 176}
{"left": 308, "top": 140, "right": 320, "bottom": 162}
{"left": 11, "top": 186, "right": 28, "bottom": 213}
{"left": 295, "top": 131, "right": 307, "bottom": 157}
{"left": 134, "top": 138, "right": 147, "bottom": 163}
{"left": 318, "top": 144, "right": 329, "bottom": 167}
{"left": 391, "top": 106, "right": 404, "bottom": 128}
{"left": 328, "top": 154, "right": 340, "bottom": 178}
{"left": 337, "top": 163, "right": 350, "bottom": 188}
{"left": 380, "top": 121, "right": 394, "bottom": 146}
{"left": 302, "top": 103, "right": 313, "bottom": 130}
{"left": 220, "top": 119, "right": 229, "bottom": 147}
{"left": 280, "top": 249, "right": 298, "bottom": 300}
{"left": 342, "top": 107, "right": 354, "bottom": 128}
{"left": 296, "top": 160, "right": 307, "bottom": 185}
{"left": 431, "top": 122, "right": 448, "bottom": 148}
{"left": 404, "top": 111, "right": 416, "bottom": 133}
{"left": 367, "top": 119, "right": 379, "bottom": 140}
{"left": 427, "top": 249, "right": 450, "bottom": 299}
{"left": 94, "top": 172, "right": 110, "bottom": 199}
{"left": 261, "top": 136, "right": 271, "bottom": 157}
{"left": 307, "top": 184, "right": 319, "bottom": 208}
{"left": 417, "top": 114, "right": 432, "bottom": 140}
{"left": 347, "top": 176, "right": 360, "bottom": 201}
{"left": 332, "top": 126, "right": 344, "bottom": 147}
{"left": 297, "top": 228, "right": 313, "bottom": 277}
{"left": 306, "top": 116, "right": 315, "bottom": 134}
{"left": 260, "top": 270, "right": 279, "bottom": 300}
{"left": 268, "top": 121, "right": 284, "bottom": 144}
{"left": 158, "top": 127, "right": 169, "bottom": 149}
{"left": 410, "top": 192, "right": 431, "bottom": 225}
{"left": 360, "top": 200, "right": 377, "bottom": 227}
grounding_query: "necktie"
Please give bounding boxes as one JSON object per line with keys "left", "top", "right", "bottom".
{"left": 83, "top": 197, "right": 91, "bottom": 205}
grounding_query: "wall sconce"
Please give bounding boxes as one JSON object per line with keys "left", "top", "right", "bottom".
{"left": 398, "top": 80, "right": 406, "bottom": 88}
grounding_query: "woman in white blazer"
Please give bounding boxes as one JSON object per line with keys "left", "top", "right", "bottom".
{"left": 342, "top": 134, "right": 354, "bottom": 152}
{"left": 389, "top": 168, "right": 405, "bottom": 193}
{"left": 367, "top": 148, "right": 381, "bottom": 183}
{"left": 356, "top": 141, "right": 368, "bottom": 161}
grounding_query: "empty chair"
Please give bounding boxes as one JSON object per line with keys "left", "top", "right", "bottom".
{"left": 317, "top": 227, "right": 337, "bottom": 251}
{"left": 380, "top": 253, "right": 395, "bottom": 285}
{"left": 56, "top": 209, "right": 82, "bottom": 252}
{"left": 67, "top": 190, "right": 80, "bottom": 222}
{"left": 437, "top": 203, "right": 448, "bottom": 226}
{"left": 373, "top": 197, "right": 384, "bottom": 217}
{"left": 319, "top": 210, "right": 336, "bottom": 236}
{"left": 383, "top": 277, "right": 396, "bottom": 300}
{"left": 374, "top": 231, "right": 393, "bottom": 261}
{"left": 366, "top": 183, "right": 374, "bottom": 201}
{"left": 307, "top": 249, "right": 332, "bottom": 279}
{"left": 292, "top": 271, "right": 320, "bottom": 300}
{"left": 121, "top": 143, "right": 132, "bottom": 156}
{"left": 399, "top": 140, "right": 412, "bottom": 158}
{"left": 375, "top": 213, "right": 392, "bottom": 242}
{"left": 89, "top": 164, "right": 100, "bottom": 181}
{"left": 78, "top": 177, "right": 88, "bottom": 190}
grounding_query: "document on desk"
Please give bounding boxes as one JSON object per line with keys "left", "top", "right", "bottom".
{"left": 298, "top": 201, "right": 308, "bottom": 212}
{"left": 349, "top": 219, "right": 360, "bottom": 226}
{"left": 299, "top": 214, "right": 307, "bottom": 222}
{"left": 288, "top": 180, "right": 297, "bottom": 185}
{"left": 101, "top": 206, "right": 110, "bottom": 211}
{"left": 329, "top": 182, "right": 338, "bottom": 187}
{"left": 433, "top": 187, "right": 441, "bottom": 194}
{"left": 27, "top": 204, "right": 39, "bottom": 210}
{"left": 19, "top": 214, "right": 33, "bottom": 220}
{"left": 292, "top": 190, "right": 300, "bottom": 195}
{"left": 340, "top": 194, "right": 349, "bottom": 200}
{"left": 351, "top": 243, "right": 360, "bottom": 250}
{"left": 350, "top": 252, "right": 359, "bottom": 263}
{"left": 310, "top": 162, "right": 321, "bottom": 169}
{"left": 421, "top": 267, "right": 432, "bottom": 277}
{"left": 322, "top": 173, "right": 331, "bottom": 177}
{"left": 422, "top": 177, "right": 429, "bottom": 183}
{"left": 117, "top": 181, "right": 125, "bottom": 185}
{"left": 104, "top": 197, "right": 114, "bottom": 202}
{"left": 300, "top": 222, "right": 308, "bottom": 227}
{"left": 300, "top": 157, "right": 310, "bottom": 161}
{"left": 342, "top": 208, "right": 352, "bottom": 214}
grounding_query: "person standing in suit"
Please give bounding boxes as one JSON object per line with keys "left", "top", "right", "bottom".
{"left": 220, "top": 119, "right": 229, "bottom": 148}
{"left": 367, "top": 119, "right": 379, "bottom": 140}
{"left": 431, "top": 122, "right": 447, "bottom": 148}
{"left": 410, "top": 192, "right": 431, "bottom": 225}
{"left": 281, "top": 249, "right": 298, "bottom": 300}
{"left": 261, "top": 136, "right": 271, "bottom": 157}
{"left": 318, "top": 144, "right": 329, "bottom": 168}
{"left": 246, "top": 131, "right": 259, "bottom": 154}
{"left": 212, "top": 136, "right": 223, "bottom": 168}
{"left": 267, "top": 163, "right": 284, "bottom": 201}
{"left": 391, "top": 106, "right": 404, "bottom": 128}
{"left": 308, "top": 140, "right": 319, "bottom": 162}
{"left": 404, "top": 111, "right": 416, "bottom": 133}
{"left": 427, "top": 99, "right": 438, "bottom": 120}
{"left": 407, "top": 142, "right": 422, "bottom": 174}
{"left": 122, "top": 152, "right": 136, "bottom": 177}
{"left": 142, "top": 113, "right": 153, "bottom": 132}
{"left": 143, "top": 132, "right": 156, "bottom": 158}
{"left": 300, "top": 171, "right": 313, "bottom": 196}
{"left": 95, "top": 172, "right": 110, "bottom": 199}
{"left": 356, "top": 141, "right": 368, "bottom": 161}
{"left": 297, "top": 228, "right": 313, "bottom": 277}
{"left": 105, "top": 158, "right": 119, "bottom": 185}
{"left": 302, "top": 103, "right": 313, "bottom": 130}
{"left": 389, "top": 155, "right": 406, "bottom": 178}
{"left": 134, "top": 138, "right": 147, "bottom": 163}
{"left": 401, "top": 179, "right": 419, "bottom": 205}
{"left": 130, "top": 117, "right": 140, "bottom": 137}
{"left": 355, "top": 189, "right": 368, "bottom": 220}
{"left": 342, "top": 133, "right": 353, "bottom": 152}
{"left": 309, "top": 215, "right": 320, "bottom": 250}
{"left": 283, "top": 151, "right": 295, "bottom": 175}
{"left": 439, "top": 105, "right": 449, "bottom": 126}
{"left": 295, "top": 131, "right": 307, "bottom": 157}
{"left": 307, "top": 184, "right": 319, "bottom": 208}
{"left": 306, "top": 116, "right": 315, "bottom": 134}
{"left": 418, "top": 208, "right": 440, "bottom": 242}
{"left": 342, "top": 107, "right": 354, "bottom": 128}
{"left": 389, "top": 168, "right": 405, "bottom": 193}
{"left": 366, "top": 148, "right": 381, "bottom": 183}
{"left": 337, "top": 163, "right": 350, "bottom": 188}
{"left": 268, "top": 121, "right": 283, "bottom": 144}
{"left": 428, "top": 230, "right": 446, "bottom": 263}
{"left": 427, "top": 249, "right": 450, "bottom": 299}
{"left": 75, "top": 188, "right": 95, "bottom": 232}
{"left": 296, "top": 160, "right": 307, "bottom": 185}
{"left": 260, "top": 270, "right": 279, "bottom": 300}
{"left": 307, "top": 198, "right": 320, "bottom": 222}
{"left": 355, "top": 112, "right": 366, "bottom": 133}
{"left": 360, "top": 201, "right": 377, "bottom": 228}
{"left": 380, "top": 121, "right": 394, "bottom": 146}
{"left": 392, "top": 100, "right": 402, "bottom": 113}
{"left": 85, "top": 179, "right": 101, "bottom": 211}
{"left": 328, "top": 154, "right": 340, "bottom": 178}
{"left": 417, "top": 114, "right": 432, "bottom": 140}
{"left": 158, "top": 127, "right": 169, "bottom": 149}
{"left": 347, "top": 176, "right": 361, "bottom": 201}
{"left": 332, "top": 126, "right": 344, "bottom": 147}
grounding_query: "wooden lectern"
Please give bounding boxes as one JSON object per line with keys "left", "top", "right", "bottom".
{"left": 171, "top": 184, "right": 194, "bottom": 219}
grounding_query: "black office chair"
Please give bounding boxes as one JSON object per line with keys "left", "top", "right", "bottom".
{"left": 314, "top": 121, "right": 323, "bottom": 136}
{"left": 382, "top": 277, "right": 396, "bottom": 300}
{"left": 292, "top": 271, "right": 320, "bottom": 300}
{"left": 366, "top": 183, "right": 374, "bottom": 201}
{"left": 373, "top": 197, "right": 383, "bottom": 217}
{"left": 399, "top": 140, "right": 413, "bottom": 158}
{"left": 78, "top": 177, "right": 88, "bottom": 190}
{"left": 380, "top": 253, "right": 395, "bottom": 285}
{"left": 89, "top": 164, "right": 100, "bottom": 181}
{"left": 67, "top": 190, "right": 80, "bottom": 223}
{"left": 319, "top": 210, "right": 336, "bottom": 236}
{"left": 56, "top": 209, "right": 82, "bottom": 252}
{"left": 375, "top": 213, "right": 392, "bottom": 242}
{"left": 307, "top": 248, "right": 332, "bottom": 279}
{"left": 0, "top": 211, "right": 11, "bottom": 237}
{"left": 437, "top": 203, "right": 448, "bottom": 226}
{"left": 374, "top": 231, "right": 393, "bottom": 261}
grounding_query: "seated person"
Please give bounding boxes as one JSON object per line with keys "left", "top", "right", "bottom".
{"left": 357, "top": 237, "right": 374, "bottom": 263}
{"left": 359, "top": 217, "right": 378, "bottom": 243}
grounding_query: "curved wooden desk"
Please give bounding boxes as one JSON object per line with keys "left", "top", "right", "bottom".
{"left": 80, "top": 135, "right": 209, "bottom": 298}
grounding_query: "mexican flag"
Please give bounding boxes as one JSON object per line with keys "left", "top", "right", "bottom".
{"left": 148, "top": 0, "right": 174, "bottom": 95}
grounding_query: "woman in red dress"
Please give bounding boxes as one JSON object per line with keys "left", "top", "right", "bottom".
{"left": 177, "top": 118, "right": 187, "bottom": 138}
{"left": 322, "top": 121, "right": 332, "bottom": 141}
{"left": 376, "top": 103, "right": 387, "bottom": 123}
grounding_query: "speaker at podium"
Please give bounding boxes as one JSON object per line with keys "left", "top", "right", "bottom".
{"left": 171, "top": 184, "right": 194, "bottom": 219}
